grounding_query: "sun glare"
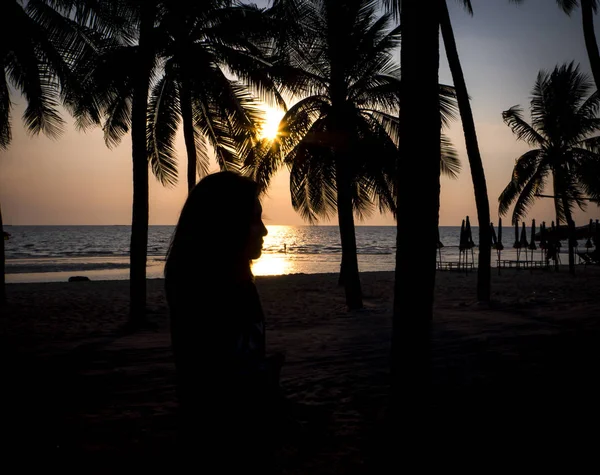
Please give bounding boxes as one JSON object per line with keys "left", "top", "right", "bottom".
{"left": 260, "top": 107, "right": 285, "bottom": 141}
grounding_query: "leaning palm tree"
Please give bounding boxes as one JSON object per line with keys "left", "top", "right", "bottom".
{"left": 246, "top": 0, "right": 460, "bottom": 310}
{"left": 560, "top": 1, "right": 600, "bottom": 91}
{"left": 148, "top": 2, "right": 282, "bottom": 193}
{"left": 499, "top": 62, "right": 600, "bottom": 275}
{"left": 0, "top": 0, "right": 99, "bottom": 304}
{"left": 516, "top": 1, "right": 600, "bottom": 92}
{"left": 440, "top": 0, "right": 492, "bottom": 302}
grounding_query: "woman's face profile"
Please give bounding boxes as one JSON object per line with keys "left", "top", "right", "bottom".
{"left": 246, "top": 198, "right": 268, "bottom": 260}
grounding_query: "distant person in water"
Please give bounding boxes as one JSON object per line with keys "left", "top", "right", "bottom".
{"left": 164, "top": 171, "right": 283, "bottom": 471}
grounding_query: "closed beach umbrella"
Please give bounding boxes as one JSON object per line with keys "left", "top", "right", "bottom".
{"left": 519, "top": 221, "right": 529, "bottom": 263}
{"left": 585, "top": 218, "right": 594, "bottom": 251}
{"left": 540, "top": 221, "right": 547, "bottom": 261}
{"left": 549, "top": 221, "right": 560, "bottom": 269}
{"left": 497, "top": 218, "right": 504, "bottom": 251}
{"left": 465, "top": 216, "right": 475, "bottom": 249}
{"left": 465, "top": 216, "right": 475, "bottom": 272}
{"left": 519, "top": 221, "right": 529, "bottom": 248}
{"left": 490, "top": 222, "right": 498, "bottom": 247}
{"left": 459, "top": 219, "right": 467, "bottom": 251}
{"left": 459, "top": 219, "right": 467, "bottom": 270}
{"left": 540, "top": 221, "right": 547, "bottom": 250}
{"left": 529, "top": 219, "right": 537, "bottom": 251}
{"left": 513, "top": 221, "right": 521, "bottom": 249}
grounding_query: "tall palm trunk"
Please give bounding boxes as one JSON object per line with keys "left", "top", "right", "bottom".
{"left": 335, "top": 158, "right": 363, "bottom": 310}
{"left": 330, "top": 36, "right": 363, "bottom": 310}
{"left": 440, "top": 0, "right": 491, "bottom": 302}
{"left": 0, "top": 202, "right": 6, "bottom": 305}
{"left": 331, "top": 115, "right": 363, "bottom": 309}
{"left": 582, "top": 0, "right": 600, "bottom": 90}
{"left": 561, "top": 195, "right": 577, "bottom": 275}
{"left": 391, "top": 0, "right": 440, "bottom": 445}
{"left": 129, "top": 2, "right": 155, "bottom": 326}
{"left": 180, "top": 79, "right": 198, "bottom": 193}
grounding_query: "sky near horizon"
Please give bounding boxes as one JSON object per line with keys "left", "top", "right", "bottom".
{"left": 1, "top": 0, "right": 600, "bottom": 227}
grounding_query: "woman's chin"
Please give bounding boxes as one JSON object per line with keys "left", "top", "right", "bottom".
{"left": 249, "top": 250, "right": 263, "bottom": 261}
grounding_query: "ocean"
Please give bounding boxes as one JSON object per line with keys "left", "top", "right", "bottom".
{"left": 3, "top": 225, "right": 584, "bottom": 283}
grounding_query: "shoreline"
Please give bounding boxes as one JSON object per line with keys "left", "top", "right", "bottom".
{"left": 4, "top": 252, "right": 587, "bottom": 284}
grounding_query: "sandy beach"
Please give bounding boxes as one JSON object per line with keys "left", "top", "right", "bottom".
{"left": 2, "top": 267, "right": 600, "bottom": 472}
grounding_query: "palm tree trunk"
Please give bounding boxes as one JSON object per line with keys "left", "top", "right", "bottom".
{"left": 330, "top": 32, "right": 362, "bottom": 310}
{"left": 0, "top": 202, "right": 6, "bottom": 305}
{"left": 180, "top": 80, "right": 198, "bottom": 193}
{"left": 335, "top": 160, "right": 363, "bottom": 310}
{"left": 440, "top": 0, "right": 492, "bottom": 302}
{"left": 561, "top": 196, "right": 577, "bottom": 275}
{"left": 391, "top": 0, "right": 440, "bottom": 453}
{"left": 582, "top": 0, "right": 600, "bottom": 90}
{"left": 129, "top": 2, "right": 155, "bottom": 326}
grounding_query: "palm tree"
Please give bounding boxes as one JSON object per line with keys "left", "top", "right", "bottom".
{"left": 39, "top": 0, "right": 164, "bottom": 325}
{"left": 381, "top": 0, "right": 441, "bottom": 464}
{"left": 499, "top": 62, "right": 600, "bottom": 275}
{"left": 148, "top": 2, "right": 282, "bottom": 193}
{"left": 48, "top": 1, "right": 272, "bottom": 326}
{"left": 246, "top": 0, "right": 459, "bottom": 310}
{"left": 249, "top": 0, "right": 400, "bottom": 310}
{"left": 515, "top": 1, "right": 600, "bottom": 92}
{"left": 440, "top": 0, "right": 492, "bottom": 302}
{"left": 0, "top": 0, "right": 97, "bottom": 304}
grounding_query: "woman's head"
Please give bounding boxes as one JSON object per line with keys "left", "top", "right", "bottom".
{"left": 165, "top": 171, "right": 267, "bottom": 281}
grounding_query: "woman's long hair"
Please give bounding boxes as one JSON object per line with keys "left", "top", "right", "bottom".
{"left": 165, "top": 171, "right": 259, "bottom": 289}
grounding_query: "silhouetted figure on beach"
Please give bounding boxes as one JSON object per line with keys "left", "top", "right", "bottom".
{"left": 165, "top": 171, "right": 283, "bottom": 471}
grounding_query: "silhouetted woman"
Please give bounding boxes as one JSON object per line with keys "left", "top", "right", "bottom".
{"left": 165, "top": 171, "right": 280, "bottom": 470}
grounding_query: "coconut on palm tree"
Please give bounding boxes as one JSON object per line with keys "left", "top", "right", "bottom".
{"left": 499, "top": 62, "right": 600, "bottom": 275}
{"left": 246, "top": 0, "right": 459, "bottom": 310}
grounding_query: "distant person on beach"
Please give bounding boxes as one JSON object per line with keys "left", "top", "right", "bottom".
{"left": 164, "top": 171, "right": 284, "bottom": 471}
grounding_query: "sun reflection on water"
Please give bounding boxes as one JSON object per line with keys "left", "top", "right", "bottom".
{"left": 251, "top": 225, "right": 298, "bottom": 276}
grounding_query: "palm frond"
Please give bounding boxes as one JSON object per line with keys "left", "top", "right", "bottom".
{"left": 498, "top": 149, "right": 545, "bottom": 218}
{"left": 194, "top": 130, "right": 211, "bottom": 179}
{"left": 440, "top": 134, "right": 461, "bottom": 178}
{"left": 288, "top": 139, "right": 338, "bottom": 223}
{"left": 555, "top": 0, "right": 580, "bottom": 15}
{"left": 147, "top": 75, "right": 180, "bottom": 187}
{"left": 502, "top": 106, "right": 545, "bottom": 146}
{"left": 439, "top": 84, "right": 459, "bottom": 127}
{"left": 571, "top": 147, "right": 600, "bottom": 203}
{"left": 380, "top": 0, "right": 400, "bottom": 21}
{"left": 578, "top": 135, "right": 600, "bottom": 152}
{"left": 0, "top": 67, "right": 12, "bottom": 149}
{"left": 103, "top": 93, "right": 132, "bottom": 148}
{"left": 455, "top": 0, "right": 474, "bottom": 15}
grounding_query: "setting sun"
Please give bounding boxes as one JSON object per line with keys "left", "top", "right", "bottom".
{"left": 260, "top": 107, "right": 285, "bottom": 141}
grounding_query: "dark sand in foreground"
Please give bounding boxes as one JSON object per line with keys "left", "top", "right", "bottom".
{"left": 2, "top": 267, "right": 600, "bottom": 472}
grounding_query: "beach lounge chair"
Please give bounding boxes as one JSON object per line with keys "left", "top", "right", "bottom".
{"left": 577, "top": 250, "right": 600, "bottom": 266}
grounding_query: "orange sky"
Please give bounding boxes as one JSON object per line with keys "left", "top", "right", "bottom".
{"left": 1, "top": 0, "right": 600, "bottom": 227}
